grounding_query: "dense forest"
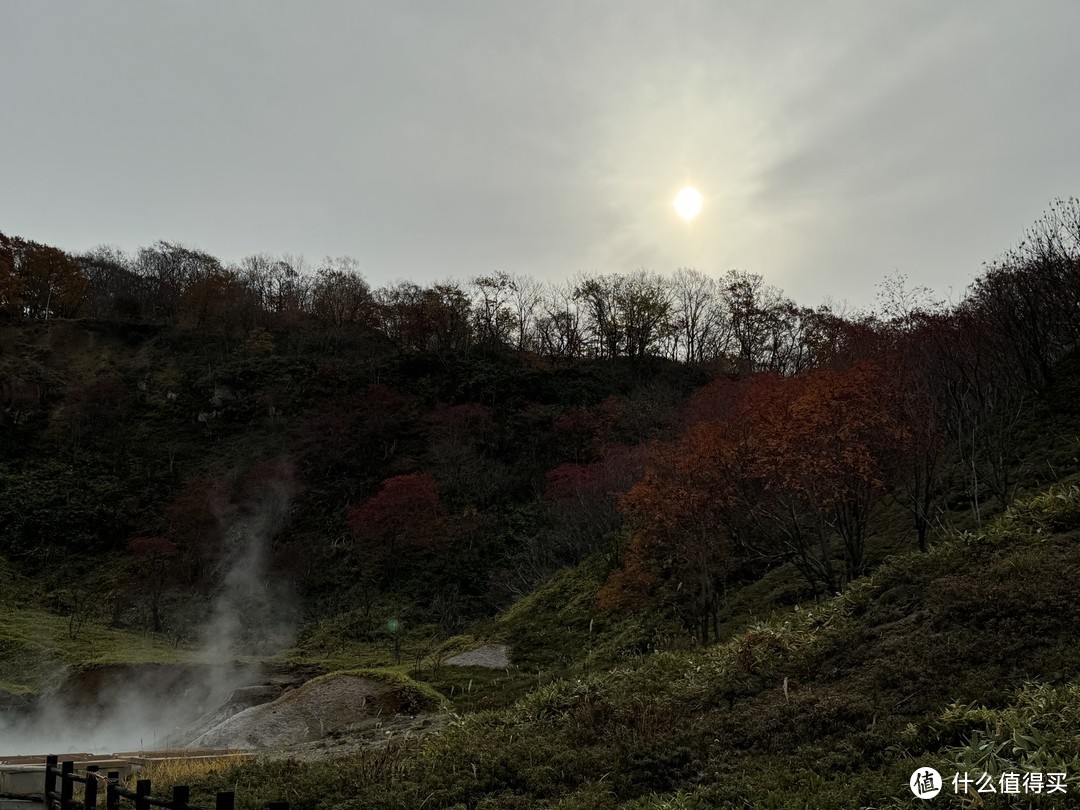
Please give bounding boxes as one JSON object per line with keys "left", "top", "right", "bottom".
{"left": 3, "top": 198, "right": 1080, "bottom": 806}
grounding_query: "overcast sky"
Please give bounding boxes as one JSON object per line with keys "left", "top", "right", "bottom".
{"left": 3, "top": 1, "right": 1079, "bottom": 308}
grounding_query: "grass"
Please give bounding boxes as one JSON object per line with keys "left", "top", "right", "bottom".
{"left": 122, "top": 754, "right": 256, "bottom": 792}
{"left": 0, "top": 604, "right": 189, "bottom": 695}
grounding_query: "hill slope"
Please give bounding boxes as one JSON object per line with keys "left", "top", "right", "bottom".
{"left": 164, "top": 480, "right": 1080, "bottom": 809}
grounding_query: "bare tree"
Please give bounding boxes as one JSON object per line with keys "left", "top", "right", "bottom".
{"left": 471, "top": 271, "right": 516, "bottom": 347}
{"left": 509, "top": 273, "right": 543, "bottom": 351}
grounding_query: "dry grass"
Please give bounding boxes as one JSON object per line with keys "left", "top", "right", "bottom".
{"left": 123, "top": 754, "right": 255, "bottom": 792}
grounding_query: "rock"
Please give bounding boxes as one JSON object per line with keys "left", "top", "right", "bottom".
{"left": 444, "top": 644, "right": 511, "bottom": 669}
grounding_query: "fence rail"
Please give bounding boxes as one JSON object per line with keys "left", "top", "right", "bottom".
{"left": 43, "top": 756, "right": 287, "bottom": 810}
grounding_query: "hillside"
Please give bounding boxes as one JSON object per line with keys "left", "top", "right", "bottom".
{"left": 4, "top": 208, "right": 1080, "bottom": 805}
{"left": 163, "top": 480, "right": 1080, "bottom": 809}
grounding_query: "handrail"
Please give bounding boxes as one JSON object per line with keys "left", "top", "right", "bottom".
{"left": 43, "top": 756, "right": 271, "bottom": 810}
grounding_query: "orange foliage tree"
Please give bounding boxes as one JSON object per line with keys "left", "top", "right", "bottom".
{"left": 608, "top": 361, "right": 912, "bottom": 640}
{"left": 613, "top": 427, "right": 740, "bottom": 643}
{"left": 0, "top": 233, "right": 88, "bottom": 319}
{"left": 752, "top": 361, "right": 910, "bottom": 587}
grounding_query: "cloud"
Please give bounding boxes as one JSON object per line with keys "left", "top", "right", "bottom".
{"left": 2, "top": 1, "right": 1079, "bottom": 307}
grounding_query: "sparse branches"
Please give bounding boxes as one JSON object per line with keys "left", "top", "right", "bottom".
{"left": 311, "top": 257, "right": 374, "bottom": 328}
{"left": 471, "top": 271, "right": 516, "bottom": 348}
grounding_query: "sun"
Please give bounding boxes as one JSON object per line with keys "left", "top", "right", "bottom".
{"left": 674, "top": 187, "right": 703, "bottom": 220}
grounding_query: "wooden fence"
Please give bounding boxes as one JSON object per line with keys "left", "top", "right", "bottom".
{"left": 44, "top": 756, "right": 288, "bottom": 810}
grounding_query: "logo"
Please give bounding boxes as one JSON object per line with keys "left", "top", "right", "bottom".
{"left": 911, "top": 767, "right": 942, "bottom": 799}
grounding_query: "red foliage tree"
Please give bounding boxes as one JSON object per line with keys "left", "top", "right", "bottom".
{"left": 347, "top": 473, "right": 442, "bottom": 577}
{"left": 544, "top": 445, "right": 638, "bottom": 564}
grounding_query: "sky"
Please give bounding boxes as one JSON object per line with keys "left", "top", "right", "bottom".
{"left": 2, "top": 1, "right": 1079, "bottom": 309}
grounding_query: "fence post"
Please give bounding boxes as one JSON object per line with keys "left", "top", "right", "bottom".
{"left": 45, "top": 755, "right": 58, "bottom": 808}
{"left": 84, "top": 766, "right": 99, "bottom": 810}
{"left": 172, "top": 785, "right": 190, "bottom": 810}
{"left": 135, "top": 779, "right": 152, "bottom": 810}
{"left": 106, "top": 772, "right": 121, "bottom": 810}
{"left": 215, "top": 791, "right": 235, "bottom": 810}
{"left": 60, "top": 761, "right": 75, "bottom": 810}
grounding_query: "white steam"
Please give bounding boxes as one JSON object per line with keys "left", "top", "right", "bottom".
{"left": 201, "top": 459, "right": 299, "bottom": 661}
{"left": 0, "top": 459, "right": 300, "bottom": 756}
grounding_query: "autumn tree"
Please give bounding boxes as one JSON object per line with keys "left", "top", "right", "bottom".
{"left": 617, "top": 431, "right": 737, "bottom": 644}
{"left": 136, "top": 241, "right": 223, "bottom": 323}
{"left": 374, "top": 281, "right": 473, "bottom": 354}
{"left": 543, "top": 446, "right": 637, "bottom": 565}
{"left": 178, "top": 270, "right": 258, "bottom": 338}
{"left": 0, "top": 235, "right": 88, "bottom": 319}
{"left": 311, "top": 257, "right": 374, "bottom": 327}
{"left": 347, "top": 473, "right": 442, "bottom": 579}
{"left": 756, "top": 362, "right": 909, "bottom": 584}
{"left": 615, "top": 362, "right": 911, "bottom": 620}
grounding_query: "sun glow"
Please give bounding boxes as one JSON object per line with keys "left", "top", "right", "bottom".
{"left": 674, "top": 187, "right": 703, "bottom": 220}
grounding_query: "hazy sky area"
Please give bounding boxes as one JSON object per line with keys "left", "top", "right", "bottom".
{"left": 2, "top": 1, "right": 1079, "bottom": 308}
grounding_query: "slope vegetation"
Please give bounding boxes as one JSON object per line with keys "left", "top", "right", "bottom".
{"left": 167, "top": 480, "right": 1080, "bottom": 808}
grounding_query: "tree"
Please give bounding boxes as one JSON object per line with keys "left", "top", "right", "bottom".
{"left": 543, "top": 446, "right": 636, "bottom": 565}
{"left": 618, "top": 433, "right": 735, "bottom": 644}
{"left": 759, "top": 362, "right": 909, "bottom": 584}
{"left": 178, "top": 270, "right": 258, "bottom": 338}
{"left": 616, "top": 361, "right": 911, "bottom": 614}
{"left": 535, "top": 283, "right": 584, "bottom": 358}
{"left": 508, "top": 273, "right": 543, "bottom": 351}
{"left": 615, "top": 270, "right": 673, "bottom": 359}
{"left": 77, "top": 246, "right": 145, "bottom": 320}
{"left": 347, "top": 473, "right": 442, "bottom": 579}
{"left": 311, "top": 257, "right": 374, "bottom": 327}
{"left": 0, "top": 235, "right": 88, "bottom": 319}
{"left": 135, "top": 241, "right": 223, "bottom": 323}
{"left": 472, "top": 272, "right": 516, "bottom": 347}
{"left": 721, "top": 269, "right": 793, "bottom": 372}
{"left": 0, "top": 231, "right": 18, "bottom": 318}
{"left": 574, "top": 273, "right": 623, "bottom": 357}
{"left": 670, "top": 267, "right": 728, "bottom": 362}
{"left": 128, "top": 536, "right": 179, "bottom": 633}
{"left": 374, "top": 281, "right": 474, "bottom": 354}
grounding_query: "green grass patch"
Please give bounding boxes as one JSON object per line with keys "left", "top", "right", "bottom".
{"left": 0, "top": 605, "right": 187, "bottom": 694}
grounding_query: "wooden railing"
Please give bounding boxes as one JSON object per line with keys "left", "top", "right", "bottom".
{"left": 43, "top": 756, "right": 287, "bottom": 810}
